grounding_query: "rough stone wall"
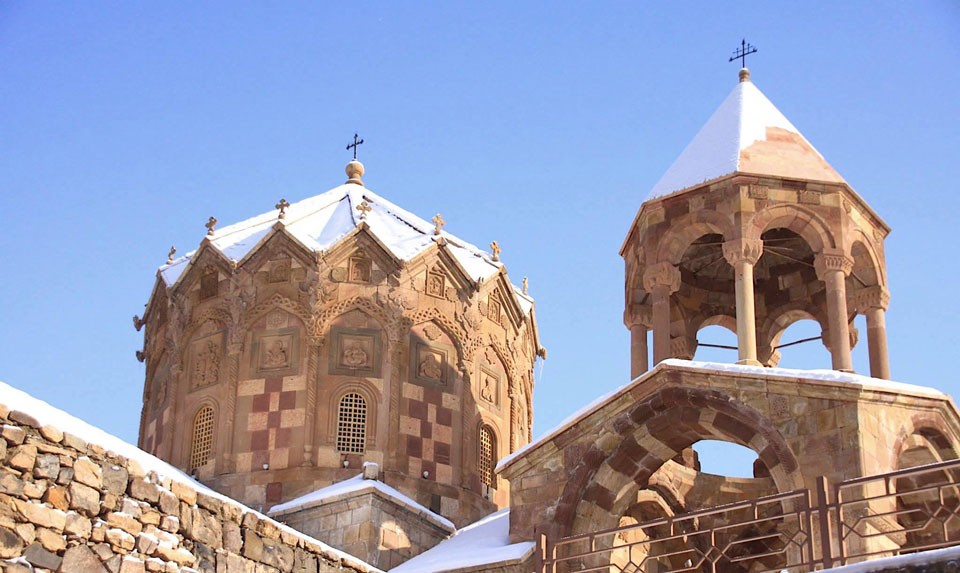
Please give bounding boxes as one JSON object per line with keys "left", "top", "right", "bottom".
{"left": 138, "top": 213, "right": 540, "bottom": 527}
{"left": 0, "top": 402, "right": 378, "bottom": 572}
{"left": 273, "top": 491, "right": 451, "bottom": 571}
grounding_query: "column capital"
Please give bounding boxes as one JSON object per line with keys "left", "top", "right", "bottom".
{"left": 624, "top": 304, "right": 652, "bottom": 328}
{"left": 850, "top": 286, "right": 891, "bottom": 311}
{"left": 643, "top": 262, "right": 681, "bottom": 294}
{"left": 722, "top": 238, "right": 764, "bottom": 266}
{"left": 671, "top": 336, "right": 698, "bottom": 360}
{"left": 814, "top": 249, "right": 853, "bottom": 280}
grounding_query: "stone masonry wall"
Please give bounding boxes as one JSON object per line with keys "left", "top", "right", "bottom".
{"left": 0, "top": 399, "right": 380, "bottom": 572}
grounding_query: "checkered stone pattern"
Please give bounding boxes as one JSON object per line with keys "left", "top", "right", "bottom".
{"left": 142, "top": 406, "right": 170, "bottom": 456}
{"left": 400, "top": 383, "right": 458, "bottom": 484}
{"left": 234, "top": 376, "right": 306, "bottom": 473}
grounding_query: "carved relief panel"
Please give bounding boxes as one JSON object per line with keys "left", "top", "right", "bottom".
{"left": 329, "top": 326, "right": 382, "bottom": 377}
{"left": 189, "top": 330, "right": 224, "bottom": 391}
{"left": 249, "top": 319, "right": 302, "bottom": 378}
{"left": 348, "top": 256, "right": 372, "bottom": 283}
{"left": 268, "top": 257, "right": 291, "bottom": 283}
{"left": 477, "top": 346, "right": 506, "bottom": 410}
{"left": 408, "top": 321, "right": 458, "bottom": 387}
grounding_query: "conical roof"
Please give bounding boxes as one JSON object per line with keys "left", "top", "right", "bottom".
{"left": 158, "top": 180, "right": 533, "bottom": 312}
{"left": 647, "top": 70, "right": 845, "bottom": 200}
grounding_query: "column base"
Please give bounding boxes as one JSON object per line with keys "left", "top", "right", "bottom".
{"left": 736, "top": 359, "right": 763, "bottom": 367}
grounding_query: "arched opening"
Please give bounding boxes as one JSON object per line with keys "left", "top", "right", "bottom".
{"left": 190, "top": 405, "right": 216, "bottom": 470}
{"left": 336, "top": 392, "right": 368, "bottom": 454}
{"left": 894, "top": 429, "right": 960, "bottom": 551}
{"left": 770, "top": 318, "right": 833, "bottom": 369}
{"left": 695, "top": 324, "right": 739, "bottom": 364}
{"left": 693, "top": 440, "right": 759, "bottom": 479}
{"left": 479, "top": 424, "right": 497, "bottom": 490}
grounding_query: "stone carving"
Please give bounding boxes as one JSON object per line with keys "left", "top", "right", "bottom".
{"left": 798, "top": 190, "right": 821, "bottom": 205}
{"left": 418, "top": 352, "right": 443, "bottom": 381}
{"left": 747, "top": 184, "right": 769, "bottom": 199}
{"left": 814, "top": 250, "right": 854, "bottom": 279}
{"left": 330, "top": 267, "right": 348, "bottom": 282}
{"left": 263, "top": 340, "right": 289, "bottom": 368}
{"left": 349, "top": 257, "right": 372, "bottom": 282}
{"left": 487, "top": 297, "right": 502, "bottom": 324}
{"left": 642, "top": 262, "right": 681, "bottom": 294}
{"left": 423, "top": 324, "right": 442, "bottom": 341}
{"left": 481, "top": 376, "right": 496, "bottom": 403}
{"left": 427, "top": 272, "right": 445, "bottom": 298}
{"left": 342, "top": 344, "right": 369, "bottom": 368}
{"left": 269, "top": 258, "right": 291, "bottom": 283}
{"left": 484, "top": 347, "right": 498, "bottom": 365}
{"left": 192, "top": 339, "right": 221, "bottom": 389}
{"left": 722, "top": 239, "right": 764, "bottom": 267}
{"left": 267, "top": 309, "right": 287, "bottom": 330}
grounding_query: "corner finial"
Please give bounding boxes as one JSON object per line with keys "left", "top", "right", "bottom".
{"left": 522, "top": 276, "right": 528, "bottom": 295}
{"left": 490, "top": 241, "right": 501, "bottom": 262}
{"left": 205, "top": 216, "right": 217, "bottom": 236}
{"left": 167, "top": 246, "right": 177, "bottom": 263}
{"left": 275, "top": 198, "right": 290, "bottom": 219}
{"left": 432, "top": 213, "right": 445, "bottom": 236}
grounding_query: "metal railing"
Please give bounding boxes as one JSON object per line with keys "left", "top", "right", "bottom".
{"left": 536, "top": 458, "right": 960, "bottom": 573}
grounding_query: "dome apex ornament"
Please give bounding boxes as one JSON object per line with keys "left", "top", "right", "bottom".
{"left": 205, "top": 216, "right": 217, "bottom": 236}
{"left": 275, "top": 198, "right": 290, "bottom": 219}
{"left": 490, "top": 241, "right": 501, "bottom": 262}
{"left": 729, "top": 38, "right": 758, "bottom": 75}
{"left": 432, "top": 213, "right": 445, "bottom": 236}
{"left": 345, "top": 133, "right": 366, "bottom": 185}
{"left": 167, "top": 246, "right": 176, "bottom": 263}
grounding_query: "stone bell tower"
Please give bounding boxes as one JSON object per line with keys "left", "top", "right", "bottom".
{"left": 622, "top": 68, "right": 891, "bottom": 378}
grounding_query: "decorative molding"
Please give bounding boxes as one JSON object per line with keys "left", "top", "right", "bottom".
{"left": 642, "top": 262, "right": 681, "bottom": 294}
{"left": 814, "top": 250, "right": 854, "bottom": 280}
{"left": 722, "top": 239, "right": 764, "bottom": 266}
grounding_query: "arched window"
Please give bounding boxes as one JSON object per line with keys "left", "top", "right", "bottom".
{"left": 336, "top": 393, "right": 367, "bottom": 454}
{"left": 190, "top": 406, "right": 215, "bottom": 469}
{"left": 479, "top": 424, "right": 497, "bottom": 488}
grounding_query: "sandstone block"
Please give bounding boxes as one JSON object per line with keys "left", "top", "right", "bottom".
{"left": 120, "top": 555, "right": 147, "bottom": 573}
{"left": 74, "top": 456, "right": 104, "bottom": 489}
{"left": 57, "top": 466, "right": 75, "bottom": 485}
{"left": 155, "top": 542, "right": 196, "bottom": 566}
{"left": 103, "top": 463, "right": 130, "bottom": 495}
{"left": 8, "top": 444, "right": 37, "bottom": 471}
{"left": 170, "top": 480, "right": 197, "bottom": 505}
{"left": 23, "top": 541, "right": 62, "bottom": 569}
{"left": 130, "top": 477, "right": 161, "bottom": 503}
{"left": 242, "top": 528, "right": 264, "bottom": 561}
{"left": 137, "top": 530, "right": 159, "bottom": 554}
{"left": 22, "top": 479, "right": 46, "bottom": 499}
{"left": 185, "top": 506, "right": 222, "bottom": 548}
{"left": 158, "top": 488, "right": 179, "bottom": 515}
{"left": 69, "top": 480, "right": 101, "bottom": 516}
{"left": 61, "top": 544, "right": 108, "bottom": 572}
{"left": 141, "top": 507, "right": 161, "bottom": 526}
{"left": 222, "top": 520, "right": 242, "bottom": 553}
{"left": 260, "top": 536, "right": 295, "bottom": 571}
{"left": 1, "top": 424, "right": 26, "bottom": 445}
{"left": 0, "top": 524, "right": 23, "bottom": 558}
{"left": 43, "top": 484, "right": 69, "bottom": 510}
{"left": 93, "top": 540, "right": 116, "bottom": 560}
{"left": 8, "top": 410, "right": 40, "bottom": 429}
{"left": 0, "top": 472, "right": 24, "bottom": 496}
{"left": 65, "top": 511, "right": 93, "bottom": 538}
{"left": 35, "top": 525, "right": 67, "bottom": 552}
{"left": 106, "top": 511, "right": 144, "bottom": 536}
{"left": 107, "top": 526, "right": 137, "bottom": 551}
{"left": 145, "top": 556, "right": 165, "bottom": 571}
{"left": 160, "top": 514, "right": 179, "bottom": 532}
{"left": 14, "top": 498, "right": 66, "bottom": 530}
{"left": 33, "top": 453, "right": 60, "bottom": 479}
{"left": 39, "top": 424, "right": 63, "bottom": 443}
{"left": 0, "top": 437, "right": 5, "bottom": 461}
{"left": 106, "top": 553, "right": 123, "bottom": 572}
{"left": 61, "top": 432, "right": 87, "bottom": 451}
{"left": 4, "top": 562, "right": 31, "bottom": 573}
{"left": 196, "top": 492, "right": 223, "bottom": 515}
{"left": 15, "top": 522, "right": 35, "bottom": 544}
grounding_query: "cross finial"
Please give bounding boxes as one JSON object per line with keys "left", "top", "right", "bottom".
{"left": 276, "top": 198, "right": 290, "bottom": 219}
{"left": 167, "top": 246, "right": 177, "bottom": 263}
{"left": 432, "top": 213, "right": 445, "bottom": 236}
{"left": 346, "top": 133, "right": 364, "bottom": 160}
{"left": 729, "top": 38, "right": 757, "bottom": 70}
{"left": 206, "top": 216, "right": 217, "bottom": 236}
{"left": 522, "top": 276, "right": 528, "bottom": 295}
{"left": 490, "top": 241, "right": 501, "bottom": 262}
{"left": 356, "top": 200, "right": 372, "bottom": 221}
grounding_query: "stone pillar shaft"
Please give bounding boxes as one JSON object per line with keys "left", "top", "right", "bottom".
{"left": 816, "top": 251, "right": 854, "bottom": 371}
{"left": 865, "top": 307, "right": 890, "bottom": 379}
{"left": 651, "top": 287, "right": 672, "bottom": 364}
{"left": 723, "top": 239, "right": 763, "bottom": 366}
{"left": 630, "top": 324, "right": 649, "bottom": 378}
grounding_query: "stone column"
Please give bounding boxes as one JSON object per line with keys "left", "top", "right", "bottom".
{"left": 624, "top": 305, "right": 651, "bottom": 378}
{"left": 643, "top": 263, "right": 681, "bottom": 364}
{"left": 815, "top": 250, "right": 855, "bottom": 372}
{"left": 853, "top": 286, "right": 891, "bottom": 379}
{"left": 723, "top": 239, "right": 764, "bottom": 366}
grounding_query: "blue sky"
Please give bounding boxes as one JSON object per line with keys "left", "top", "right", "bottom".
{"left": 1, "top": 2, "right": 958, "bottom": 478}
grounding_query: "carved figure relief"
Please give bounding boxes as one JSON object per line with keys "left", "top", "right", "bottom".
{"left": 419, "top": 352, "right": 443, "bottom": 381}
{"left": 190, "top": 332, "right": 224, "bottom": 390}
{"left": 251, "top": 327, "right": 300, "bottom": 377}
{"left": 481, "top": 376, "right": 496, "bottom": 403}
{"left": 427, "top": 271, "right": 446, "bottom": 298}
{"left": 349, "top": 257, "right": 372, "bottom": 283}
{"left": 329, "top": 328, "right": 381, "bottom": 377}
{"left": 487, "top": 297, "right": 502, "bottom": 324}
{"left": 268, "top": 258, "right": 291, "bottom": 283}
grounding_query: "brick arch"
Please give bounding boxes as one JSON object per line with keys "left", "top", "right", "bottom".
{"left": 655, "top": 211, "right": 736, "bottom": 265}
{"left": 559, "top": 386, "right": 801, "bottom": 537}
{"left": 409, "top": 308, "right": 468, "bottom": 368}
{"left": 758, "top": 307, "right": 825, "bottom": 354}
{"left": 747, "top": 204, "right": 836, "bottom": 253}
{"left": 891, "top": 414, "right": 960, "bottom": 471}
{"left": 850, "top": 235, "right": 884, "bottom": 288}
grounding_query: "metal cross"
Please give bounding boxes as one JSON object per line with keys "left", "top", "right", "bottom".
{"left": 356, "top": 200, "right": 372, "bottom": 220}
{"left": 346, "top": 133, "right": 364, "bottom": 160}
{"left": 432, "top": 213, "right": 445, "bottom": 236}
{"left": 729, "top": 39, "right": 757, "bottom": 68}
{"left": 490, "top": 241, "right": 501, "bottom": 262}
{"left": 276, "top": 198, "right": 290, "bottom": 219}
{"left": 206, "top": 216, "right": 217, "bottom": 236}
{"left": 167, "top": 246, "right": 177, "bottom": 263}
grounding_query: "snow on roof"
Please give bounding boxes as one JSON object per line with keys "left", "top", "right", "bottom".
{"left": 0, "top": 380, "right": 381, "bottom": 573}
{"left": 647, "top": 72, "right": 845, "bottom": 200}
{"left": 390, "top": 509, "right": 535, "bottom": 573}
{"left": 269, "top": 473, "right": 455, "bottom": 532}
{"left": 823, "top": 545, "right": 960, "bottom": 573}
{"left": 157, "top": 181, "right": 533, "bottom": 313}
{"left": 497, "top": 359, "right": 948, "bottom": 473}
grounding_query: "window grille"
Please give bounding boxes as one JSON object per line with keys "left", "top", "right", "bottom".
{"left": 190, "top": 406, "right": 215, "bottom": 469}
{"left": 479, "top": 424, "right": 496, "bottom": 488}
{"left": 337, "top": 393, "right": 367, "bottom": 454}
